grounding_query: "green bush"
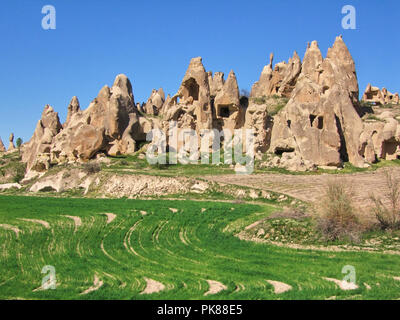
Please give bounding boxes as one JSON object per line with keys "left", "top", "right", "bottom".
{"left": 12, "top": 165, "right": 25, "bottom": 183}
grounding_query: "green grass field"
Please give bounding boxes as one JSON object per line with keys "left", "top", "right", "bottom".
{"left": 0, "top": 195, "right": 400, "bottom": 300}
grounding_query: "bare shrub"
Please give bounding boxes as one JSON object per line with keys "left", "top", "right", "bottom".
{"left": 315, "top": 181, "right": 362, "bottom": 242}
{"left": 370, "top": 170, "right": 400, "bottom": 230}
{"left": 82, "top": 162, "right": 101, "bottom": 175}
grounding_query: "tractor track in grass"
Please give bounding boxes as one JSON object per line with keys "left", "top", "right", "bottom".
{"left": 19, "top": 218, "right": 50, "bottom": 229}
{"left": 62, "top": 215, "right": 82, "bottom": 232}
{"left": 0, "top": 224, "right": 21, "bottom": 238}
{"left": 1, "top": 196, "right": 400, "bottom": 299}
{"left": 100, "top": 218, "right": 128, "bottom": 266}
{"left": 80, "top": 274, "right": 103, "bottom": 295}
{"left": 124, "top": 220, "right": 148, "bottom": 261}
{"left": 153, "top": 222, "right": 204, "bottom": 267}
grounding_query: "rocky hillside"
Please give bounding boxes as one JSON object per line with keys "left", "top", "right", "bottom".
{"left": 3, "top": 35, "right": 399, "bottom": 178}
{"left": 0, "top": 151, "right": 25, "bottom": 185}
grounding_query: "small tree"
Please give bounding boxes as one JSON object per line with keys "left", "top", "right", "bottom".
{"left": 16, "top": 138, "right": 23, "bottom": 154}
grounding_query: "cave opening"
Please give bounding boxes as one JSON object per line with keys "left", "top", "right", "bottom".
{"left": 317, "top": 116, "right": 324, "bottom": 129}
{"left": 382, "top": 140, "right": 400, "bottom": 160}
{"left": 218, "top": 105, "right": 231, "bottom": 118}
{"left": 275, "top": 147, "right": 295, "bottom": 156}
{"left": 240, "top": 96, "right": 249, "bottom": 109}
{"left": 309, "top": 114, "right": 317, "bottom": 127}
{"left": 183, "top": 78, "right": 199, "bottom": 101}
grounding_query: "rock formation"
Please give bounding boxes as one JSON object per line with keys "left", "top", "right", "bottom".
{"left": 143, "top": 88, "right": 165, "bottom": 115}
{"left": 208, "top": 72, "right": 225, "bottom": 97}
{"left": 23, "top": 74, "right": 139, "bottom": 174}
{"left": 244, "top": 101, "right": 270, "bottom": 153}
{"left": 250, "top": 51, "right": 301, "bottom": 99}
{"left": 70, "top": 75, "right": 133, "bottom": 157}
{"left": 277, "top": 52, "right": 302, "bottom": 97}
{"left": 8, "top": 133, "right": 15, "bottom": 152}
{"left": 66, "top": 96, "right": 80, "bottom": 126}
{"left": 0, "top": 137, "right": 5, "bottom": 152}
{"left": 250, "top": 53, "right": 274, "bottom": 99}
{"left": 362, "top": 84, "right": 399, "bottom": 105}
{"left": 176, "top": 57, "right": 212, "bottom": 131}
{"left": 213, "top": 70, "right": 244, "bottom": 131}
{"left": 360, "top": 111, "right": 400, "bottom": 162}
{"left": 22, "top": 105, "right": 62, "bottom": 172}
{"left": 21, "top": 36, "right": 400, "bottom": 175}
{"left": 269, "top": 37, "right": 366, "bottom": 168}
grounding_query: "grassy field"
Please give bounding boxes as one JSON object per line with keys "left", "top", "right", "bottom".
{"left": 0, "top": 195, "right": 400, "bottom": 300}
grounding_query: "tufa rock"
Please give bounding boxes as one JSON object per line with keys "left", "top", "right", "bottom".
{"left": 0, "top": 137, "right": 5, "bottom": 152}
{"left": 66, "top": 96, "right": 80, "bottom": 126}
{"left": 22, "top": 105, "right": 62, "bottom": 172}
{"left": 244, "top": 100, "right": 270, "bottom": 153}
{"left": 51, "top": 74, "right": 136, "bottom": 164}
{"left": 208, "top": 71, "right": 225, "bottom": 97}
{"left": 269, "top": 36, "right": 366, "bottom": 168}
{"left": 250, "top": 53, "right": 274, "bottom": 98}
{"left": 176, "top": 57, "right": 212, "bottom": 131}
{"left": 8, "top": 133, "right": 15, "bottom": 151}
{"left": 21, "top": 36, "right": 399, "bottom": 175}
{"left": 214, "top": 70, "right": 245, "bottom": 131}
{"left": 251, "top": 51, "right": 301, "bottom": 99}
{"left": 360, "top": 114, "right": 400, "bottom": 162}
{"left": 143, "top": 88, "right": 165, "bottom": 115}
{"left": 362, "top": 84, "right": 399, "bottom": 105}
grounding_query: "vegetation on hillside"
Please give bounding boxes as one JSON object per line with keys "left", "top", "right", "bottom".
{"left": 0, "top": 151, "right": 26, "bottom": 183}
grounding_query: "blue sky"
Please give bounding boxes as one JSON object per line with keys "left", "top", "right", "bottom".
{"left": 0, "top": 0, "right": 399, "bottom": 143}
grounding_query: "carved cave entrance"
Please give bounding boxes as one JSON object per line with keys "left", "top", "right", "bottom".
{"left": 218, "top": 105, "right": 231, "bottom": 118}
{"left": 183, "top": 78, "right": 199, "bottom": 101}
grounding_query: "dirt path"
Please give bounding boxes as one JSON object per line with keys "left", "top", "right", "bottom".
{"left": 204, "top": 167, "right": 400, "bottom": 210}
